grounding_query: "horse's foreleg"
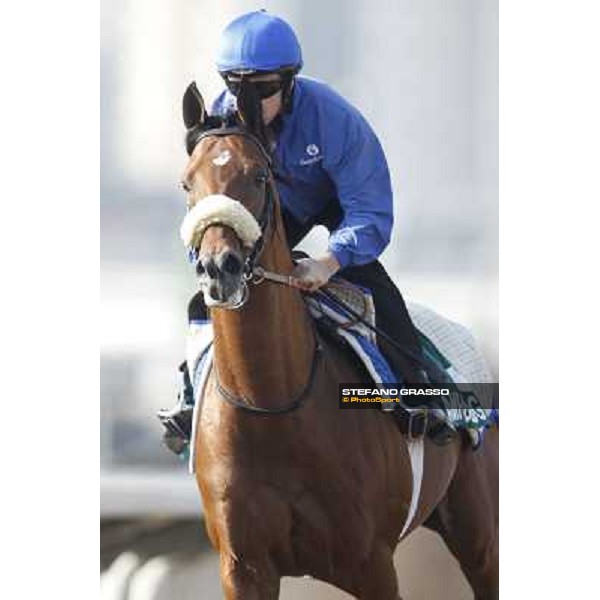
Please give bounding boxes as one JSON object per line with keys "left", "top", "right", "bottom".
{"left": 353, "top": 540, "right": 402, "bottom": 600}
{"left": 219, "top": 552, "right": 280, "bottom": 600}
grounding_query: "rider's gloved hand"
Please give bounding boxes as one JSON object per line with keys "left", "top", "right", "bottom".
{"left": 289, "top": 254, "right": 341, "bottom": 291}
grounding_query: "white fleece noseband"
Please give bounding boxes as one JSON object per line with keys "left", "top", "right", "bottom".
{"left": 180, "top": 194, "right": 262, "bottom": 250}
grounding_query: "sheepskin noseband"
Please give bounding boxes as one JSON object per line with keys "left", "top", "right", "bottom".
{"left": 180, "top": 194, "right": 262, "bottom": 250}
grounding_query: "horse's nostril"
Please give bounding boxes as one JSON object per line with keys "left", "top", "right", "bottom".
{"left": 221, "top": 253, "right": 242, "bottom": 276}
{"left": 196, "top": 261, "right": 206, "bottom": 276}
{"left": 205, "top": 261, "right": 219, "bottom": 279}
{"left": 209, "top": 283, "right": 223, "bottom": 302}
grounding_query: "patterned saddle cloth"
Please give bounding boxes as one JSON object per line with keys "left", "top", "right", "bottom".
{"left": 186, "top": 279, "right": 497, "bottom": 451}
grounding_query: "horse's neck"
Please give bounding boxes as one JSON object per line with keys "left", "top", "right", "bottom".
{"left": 211, "top": 216, "right": 315, "bottom": 410}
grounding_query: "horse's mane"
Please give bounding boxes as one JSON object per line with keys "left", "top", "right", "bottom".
{"left": 185, "top": 111, "right": 240, "bottom": 156}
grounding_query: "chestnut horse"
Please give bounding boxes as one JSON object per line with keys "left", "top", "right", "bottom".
{"left": 180, "top": 84, "right": 498, "bottom": 600}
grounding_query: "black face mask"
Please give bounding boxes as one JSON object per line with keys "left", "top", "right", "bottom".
{"left": 224, "top": 77, "right": 283, "bottom": 100}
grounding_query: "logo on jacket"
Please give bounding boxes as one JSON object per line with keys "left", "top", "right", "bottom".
{"left": 300, "top": 143, "right": 323, "bottom": 166}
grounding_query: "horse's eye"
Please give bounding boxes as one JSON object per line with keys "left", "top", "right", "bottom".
{"left": 181, "top": 181, "right": 191, "bottom": 192}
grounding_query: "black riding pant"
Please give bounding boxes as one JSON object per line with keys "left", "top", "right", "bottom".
{"left": 281, "top": 202, "right": 427, "bottom": 385}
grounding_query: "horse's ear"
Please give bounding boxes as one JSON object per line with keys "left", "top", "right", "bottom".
{"left": 183, "top": 81, "right": 207, "bottom": 129}
{"left": 236, "top": 79, "right": 266, "bottom": 143}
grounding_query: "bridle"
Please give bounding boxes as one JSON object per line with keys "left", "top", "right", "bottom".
{"left": 187, "top": 124, "right": 323, "bottom": 414}
{"left": 187, "top": 126, "right": 278, "bottom": 298}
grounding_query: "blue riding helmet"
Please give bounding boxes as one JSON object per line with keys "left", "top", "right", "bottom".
{"left": 216, "top": 10, "right": 303, "bottom": 73}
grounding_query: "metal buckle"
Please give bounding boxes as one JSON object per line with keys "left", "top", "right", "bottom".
{"left": 406, "top": 408, "right": 428, "bottom": 440}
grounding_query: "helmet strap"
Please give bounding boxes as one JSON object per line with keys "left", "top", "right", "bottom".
{"left": 281, "top": 69, "right": 298, "bottom": 113}
{"left": 236, "top": 77, "right": 268, "bottom": 146}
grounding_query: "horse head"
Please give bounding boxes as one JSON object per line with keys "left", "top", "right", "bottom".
{"left": 179, "top": 82, "right": 276, "bottom": 309}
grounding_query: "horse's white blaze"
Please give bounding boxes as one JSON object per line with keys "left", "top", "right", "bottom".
{"left": 180, "top": 194, "right": 262, "bottom": 250}
{"left": 212, "top": 149, "right": 232, "bottom": 166}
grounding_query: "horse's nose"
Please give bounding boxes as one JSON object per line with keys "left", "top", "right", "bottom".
{"left": 220, "top": 251, "right": 243, "bottom": 277}
{"left": 198, "top": 250, "right": 244, "bottom": 306}
{"left": 198, "top": 251, "right": 243, "bottom": 280}
{"left": 208, "top": 282, "right": 226, "bottom": 302}
{"left": 198, "top": 256, "right": 219, "bottom": 279}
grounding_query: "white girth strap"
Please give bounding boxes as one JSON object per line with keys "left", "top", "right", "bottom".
{"left": 399, "top": 438, "right": 425, "bottom": 539}
{"left": 188, "top": 345, "right": 215, "bottom": 475}
{"left": 180, "top": 194, "right": 262, "bottom": 250}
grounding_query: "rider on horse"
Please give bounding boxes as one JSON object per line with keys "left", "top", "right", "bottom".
{"left": 160, "top": 10, "right": 448, "bottom": 453}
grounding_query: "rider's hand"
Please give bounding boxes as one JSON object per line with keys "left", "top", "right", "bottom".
{"left": 289, "top": 254, "right": 341, "bottom": 291}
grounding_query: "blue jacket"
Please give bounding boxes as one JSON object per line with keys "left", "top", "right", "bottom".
{"left": 211, "top": 77, "right": 394, "bottom": 269}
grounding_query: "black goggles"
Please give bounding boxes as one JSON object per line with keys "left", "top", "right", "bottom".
{"left": 224, "top": 77, "right": 284, "bottom": 100}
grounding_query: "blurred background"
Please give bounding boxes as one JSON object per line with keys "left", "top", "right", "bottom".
{"left": 100, "top": 0, "right": 497, "bottom": 598}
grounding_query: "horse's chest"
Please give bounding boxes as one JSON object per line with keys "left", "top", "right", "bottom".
{"left": 203, "top": 473, "right": 372, "bottom": 577}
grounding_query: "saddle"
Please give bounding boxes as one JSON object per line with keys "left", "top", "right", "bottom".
{"left": 305, "top": 278, "right": 494, "bottom": 445}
